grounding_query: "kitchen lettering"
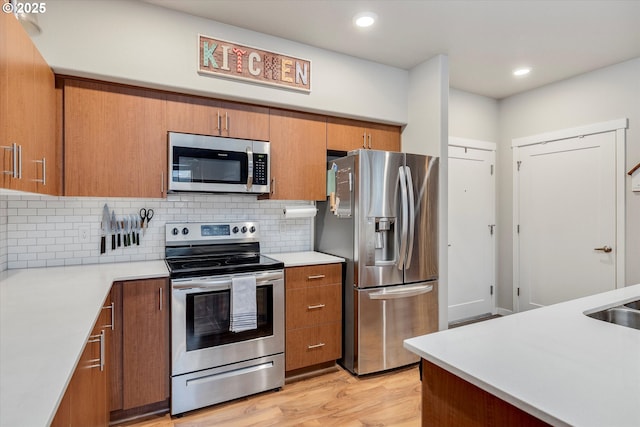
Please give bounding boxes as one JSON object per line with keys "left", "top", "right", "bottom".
{"left": 198, "top": 35, "right": 311, "bottom": 92}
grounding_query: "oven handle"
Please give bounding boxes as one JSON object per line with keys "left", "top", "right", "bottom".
{"left": 172, "top": 271, "right": 283, "bottom": 291}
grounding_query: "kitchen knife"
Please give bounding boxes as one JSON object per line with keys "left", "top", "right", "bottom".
{"left": 131, "top": 214, "right": 136, "bottom": 245}
{"left": 100, "top": 204, "right": 110, "bottom": 254}
{"left": 117, "top": 216, "right": 121, "bottom": 247}
{"left": 136, "top": 215, "right": 140, "bottom": 246}
{"left": 111, "top": 210, "right": 116, "bottom": 250}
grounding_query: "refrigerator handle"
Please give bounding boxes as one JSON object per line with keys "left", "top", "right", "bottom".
{"left": 398, "top": 166, "right": 409, "bottom": 270}
{"left": 404, "top": 166, "right": 415, "bottom": 269}
{"left": 368, "top": 284, "right": 433, "bottom": 299}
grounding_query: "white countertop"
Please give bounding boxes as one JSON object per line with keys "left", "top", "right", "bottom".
{"left": 404, "top": 284, "right": 640, "bottom": 427}
{"left": 0, "top": 261, "right": 169, "bottom": 427}
{"left": 265, "top": 251, "right": 344, "bottom": 267}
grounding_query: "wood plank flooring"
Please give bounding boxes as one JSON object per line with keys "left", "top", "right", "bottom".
{"left": 121, "top": 365, "right": 421, "bottom": 427}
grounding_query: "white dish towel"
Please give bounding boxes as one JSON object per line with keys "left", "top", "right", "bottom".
{"left": 230, "top": 275, "right": 257, "bottom": 332}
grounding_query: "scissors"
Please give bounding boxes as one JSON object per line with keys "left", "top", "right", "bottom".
{"left": 139, "top": 208, "right": 154, "bottom": 234}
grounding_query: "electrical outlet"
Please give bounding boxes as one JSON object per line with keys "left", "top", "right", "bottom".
{"left": 79, "top": 225, "right": 90, "bottom": 242}
{"left": 279, "top": 221, "right": 287, "bottom": 233}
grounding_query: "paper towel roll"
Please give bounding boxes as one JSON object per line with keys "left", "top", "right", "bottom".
{"left": 283, "top": 206, "right": 317, "bottom": 219}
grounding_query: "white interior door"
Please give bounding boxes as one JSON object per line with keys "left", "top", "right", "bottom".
{"left": 448, "top": 141, "right": 496, "bottom": 322}
{"left": 515, "top": 131, "right": 617, "bottom": 311}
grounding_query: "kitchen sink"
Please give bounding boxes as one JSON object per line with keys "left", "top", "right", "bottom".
{"left": 623, "top": 299, "right": 640, "bottom": 310}
{"left": 587, "top": 305, "right": 640, "bottom": 330}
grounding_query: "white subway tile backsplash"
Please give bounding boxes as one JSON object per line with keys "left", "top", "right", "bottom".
{"left": 0, "top": 193, "right": 313, "bottom": 271}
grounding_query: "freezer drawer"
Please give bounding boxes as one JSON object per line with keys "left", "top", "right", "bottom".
{"left": 356, "top": 281, "right": 438, "bottom": 375}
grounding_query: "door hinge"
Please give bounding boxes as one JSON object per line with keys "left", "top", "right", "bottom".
{"left": 517, "top": 287, "right": 520, "bottom": 297}
{"left": 490, "top": 164, "right": 494, "bottom": 175}
{"left": 517, "top": 224, "right": 520, "bottom": 234}
{"left": 490, "top": 285, "right": 494, "bottom": 296}
{"left": 517, "top": 161, "right": 522, "bottom": 171}
{"left": 489, "top": 224, "right": 495, "bottom": 235}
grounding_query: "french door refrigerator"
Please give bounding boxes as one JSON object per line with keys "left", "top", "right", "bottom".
{"left": 316, "top": 149, "right": 439, "bottom": 375}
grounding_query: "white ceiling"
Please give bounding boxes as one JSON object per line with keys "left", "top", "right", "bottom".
{"left": 142, "top": 0, "right": 640, "bottom": 99}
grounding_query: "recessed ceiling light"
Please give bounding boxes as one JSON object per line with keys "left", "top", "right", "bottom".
{"left": 353, "top": 12, "right": 377, "bottom": 28}
{"left": 513, "top": 67, "right": 532, "bottom": 77}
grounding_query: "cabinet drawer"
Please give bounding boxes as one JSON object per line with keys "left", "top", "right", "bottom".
{"left": 285, "top": 322, "right": 341, "bottom": 371}
{"left": 286, "top": 284, "right": 341, "bottom": 329}
{"left": 286, "top": 264, "right": 341, "bottom": 289}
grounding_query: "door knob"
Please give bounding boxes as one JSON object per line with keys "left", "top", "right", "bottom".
{"left": 594, "top": 245, "right": 612, "bottom": 253}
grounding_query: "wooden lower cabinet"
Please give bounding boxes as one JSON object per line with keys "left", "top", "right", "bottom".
{"left": 421, "top": 359, "right": 550, "bottom": 427}
{"left": 51, "top": 294, "right": 113, "bottom": 427}
{"left": 285, "top": 263, "right": 342, "bottom": 373}
{"left": 109, "top": 278, "right": 170, "bottom": 422}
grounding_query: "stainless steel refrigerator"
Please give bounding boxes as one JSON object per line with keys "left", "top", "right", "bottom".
{"left": 316, "top": 149, "right": 439, "bottom": 375}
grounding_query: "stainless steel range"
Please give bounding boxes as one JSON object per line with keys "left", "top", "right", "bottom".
{"left": 165, "top": 221, "right": 284, "bottom": 415}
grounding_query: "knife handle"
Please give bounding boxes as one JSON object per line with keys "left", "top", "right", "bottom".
{"left": 136, "top": 232, "right": 140, "bottom": 246}
{"left": 100, "top": 236, "right": 106, "bottom": 254}
{"left": 117, "top": 234, "right": 121, "bottom": 247}
{"left": 132, "top": 232, "right": 136, "bottom": 245}
{"left": 111, "top": 235, "right": 116, "bottom": 250}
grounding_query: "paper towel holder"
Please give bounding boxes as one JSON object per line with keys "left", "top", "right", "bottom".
{"left": 282, "top": 205, "right": 318, "bottom": 219}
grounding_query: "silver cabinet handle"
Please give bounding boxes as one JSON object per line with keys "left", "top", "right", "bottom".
{"left": 307, "top": 274, "right": 326, "bottom": 280}
{"left": 368, "top": 133, "right": 372, "bottom": 149}
{"left": 362, "top": 132, "right": 366, "bottom": 148}
{"left": 87, "top": 329, "right": 105, "bottom": 371}
{"left": 17, "top": 144, "right": 22, "bottom": 179}
{"left": 594, "top": 245, "right": 612, "bottom": 253}
{"left": 2, "top": 143, "right": 17, "bottom": 178}
{"left": 102, "top": 302, "right": 114, "bottom": 330}
{"left": 307, "top": 343, "right": 325, "bottom": 349}
{"left": 159, "top": 287, "right": 163, "bottom": 311}
{"left": 307, "top": 304, "right": 325, "bottom": 310}
{"left": 225, "top": 111, "right": 229, "bottom": 131}
{"left": 32, "top": 157, "right": 46, "bottom": 185}
{"left": 216, "top": 111, "right": 221, "bottom": 132}
{"left": 271, "top": 178, "right": 275, "bottom": 195}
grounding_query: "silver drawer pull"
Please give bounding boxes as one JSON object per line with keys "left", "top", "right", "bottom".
{"left": 307, "top": 274, "right": 325, "bottom": 280}
{"left": 307, "top": 304, "right": 326, "bottom": 310}
{"left": 87, "top": 330, "right": 105, "bottom": 371}
{"left": 102, "top": 302, "right": 114, "bottom": 330}
{"left": 307, "top": 343, "right": 325, "bottom": 349}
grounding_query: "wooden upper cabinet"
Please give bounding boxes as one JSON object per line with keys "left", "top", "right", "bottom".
{"left": 266, "top": 109, "right": 327, "bottom": 201}
{"left": 166, "top": 94, "right": 269, "bottom": 141}
{"left": 63, "top": 79, "right": 167, "bottom": 198}
{"left": 327, "top": 116, "right": 401, "bottom": 152}
{"left": 0, "top": 12, "right": 58, "bottom": 194}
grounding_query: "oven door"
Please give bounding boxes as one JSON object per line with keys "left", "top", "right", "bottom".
{"left": 168, "top": 132, "right": 270, "bottom": 194}
{"left": 171, "top": 270, "right": 284, "bottom": 376}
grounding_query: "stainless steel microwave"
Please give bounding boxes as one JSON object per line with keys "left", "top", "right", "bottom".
{"left": 168, "top": 132, "right": 270, "bottom": 194}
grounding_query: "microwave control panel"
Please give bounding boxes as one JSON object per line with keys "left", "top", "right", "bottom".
{"left": 253, "top": 153, "right": 268, "bottom": 185}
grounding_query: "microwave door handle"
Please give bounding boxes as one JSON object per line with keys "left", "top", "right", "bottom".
{"left": 246, "top": 146, "right": 254, "bottom": 190}
{"left": 404, "top": 166, "right": 415, "bottom": 269}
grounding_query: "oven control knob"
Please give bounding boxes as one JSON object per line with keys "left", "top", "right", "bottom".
{"left": 249, "top": 226, "right": 256, "bottom": 233}
{"left": 172, "top": 227, "right": 179, "bottom": 236}
{"left": 182, "top": 227, "right": 189, "bottom": 235}
{"left": 232, "top": 226, "right": 239, "bottom": 234}
{"left": 241, "top": 226, "right": 248, "bottom": 233}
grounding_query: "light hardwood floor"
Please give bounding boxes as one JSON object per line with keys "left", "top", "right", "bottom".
{"left": 122, "top": 365, "right": 421, "bottom": 427}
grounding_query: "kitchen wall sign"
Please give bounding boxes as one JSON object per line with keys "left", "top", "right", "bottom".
{"left": 198, "top": 35, "right": 311, "bottom": 92}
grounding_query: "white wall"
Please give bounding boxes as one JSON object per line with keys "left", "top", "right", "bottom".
{"left": 497, "top": 57, "right": 640, "bottom": 310}
{"left": 403, "top": 54, "right": 449, "bottom": 330}
{"left": 449, "top": 88, "right": 499, "bottom": 142}
{"left": 32, "top": 0, "right": 408, "bottom": 124}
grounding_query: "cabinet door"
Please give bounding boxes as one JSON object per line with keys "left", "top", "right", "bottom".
{"left": 267, "top": 109, "right": 327, "bottom": 201}
{"left": 326, "top": 117, "right": 367, "bottom": 152}
{"left": 217, "top": 99, "right": 269, "bottom": 141}
{"left": 166, "top": 95, "right": 269, "bottom": 141}
{"left": 51, "top": 297, "right": 111, "bottom": 427}
{"left": 64, "top": 79, "right": 167, "bottom": 197}
{"left": 368, "top": 122, "right": 401, "bottom": 151}
{"left": 122, "top": 278, "right": 169, "bottom": 410}
{"left": 32, "top": 50, "right": 58, "bottom": 194}
{"left": 108, "top": 283, "right": 123, "bottom": 413}
{"left": 1, "top": 11, "right": 35, "bottom": 192}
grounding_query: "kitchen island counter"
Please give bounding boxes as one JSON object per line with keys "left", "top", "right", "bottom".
{"left": 0, "top": 261, "right": 169, "bottom": 427}
{"left": 265, "top": 251, "right": 344, "bottom": 267}
{"left": 404, "top": 284, "right": 640, "bottom": 427}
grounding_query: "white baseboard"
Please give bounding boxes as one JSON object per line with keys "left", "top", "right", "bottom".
{"left": 496, "top": 307, "right": 513, "bottom": 316}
